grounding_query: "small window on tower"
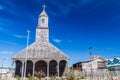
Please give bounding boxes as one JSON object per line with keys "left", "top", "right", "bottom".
{"left": 42, "top": 18, "right": 45, "bottom": 23}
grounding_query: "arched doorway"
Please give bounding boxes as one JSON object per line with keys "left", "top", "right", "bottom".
{"left": 15, "top": 60, "right": 22, "bottom": 77}
{"left": 26, "top": 60, "right": 33, "bottom": 76}
{"left": 49, "top": 60, "right": 57, "bottom": 76}
{"left": 59, "top": 60, "right": 66, "bottom": 77}
{"left": 35, "top": 60, "right": 47, "bottom": 76}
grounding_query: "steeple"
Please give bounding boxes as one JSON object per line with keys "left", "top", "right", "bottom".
{"left": 38, "top": 4, "right": 48, "bottom": 28}
{"left": 36, "top": 4, "right": 49, "bottom": 42}
{"left": 39, "top": 5, "right": 48, "bottom": 17}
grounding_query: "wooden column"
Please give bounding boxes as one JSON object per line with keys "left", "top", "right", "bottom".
{"left": 57, "top": 61, "right": 59, "bottom": 78}
{"left": 21, "top": 61, "right": 24, "bottom": 78}
{"left": 32, "top": 62, "right": 35, "bottom": 77}
{"left": 47, "top": 61, "right": 49, "bottom": 78}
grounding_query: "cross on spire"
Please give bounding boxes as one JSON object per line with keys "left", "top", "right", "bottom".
{"left": 42, "top": 4, "right": 47, "bottom": 11}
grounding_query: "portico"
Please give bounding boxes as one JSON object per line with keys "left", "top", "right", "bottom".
{"left": 12, "top": 59, "right": 67, "bottom": 77}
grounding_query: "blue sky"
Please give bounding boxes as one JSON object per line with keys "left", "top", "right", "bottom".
{"left": 0, "top": 0, "right": 120, "bottom": 67}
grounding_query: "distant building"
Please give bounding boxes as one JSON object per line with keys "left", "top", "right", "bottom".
{"left": 107, "top": 58, "right": 120, "bottom": 71}
{"left": 0, "top": 68, "right": 10, "bottom": 79}
{"left": 73, "top": 56, "right": 107, "bottom": 73}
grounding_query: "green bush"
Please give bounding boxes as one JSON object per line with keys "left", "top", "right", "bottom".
{"left": 16, "top": 75, "right": 20, "bottom": 80}
{"left": 28, "top": 73, "right": 34, "bottom": 80}
{"left": 35, "top": 71, "right": 45, "bottom": 80}
{"left": 49, "top": 75, "right": 56, "bottom": 80}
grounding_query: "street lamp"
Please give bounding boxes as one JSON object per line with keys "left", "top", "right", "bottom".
{"left": 23, "top": 30, "right": 30, "bottom": 80}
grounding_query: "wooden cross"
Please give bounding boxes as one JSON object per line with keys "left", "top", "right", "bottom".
{"left": 42, "top": 4, "right": 47, "bottom": 11}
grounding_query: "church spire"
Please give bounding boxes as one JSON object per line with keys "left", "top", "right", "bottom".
{"left": 36, "top": 4, "right": 49, "bottom": 42}
{"left": 39, "top": 4, "right": 48, "bottom": 17}
{"left": 38, "top": 4, "right": 48, "bottom": 28}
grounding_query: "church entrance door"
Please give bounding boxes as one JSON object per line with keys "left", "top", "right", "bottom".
{"left": 35, "top": 60, "right": 47, "bottom": 76}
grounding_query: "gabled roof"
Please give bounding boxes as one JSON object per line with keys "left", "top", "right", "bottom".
{"left": 92, "top": 56, "right": 107, "bottom": 61}
{"left": 74, "top": 56, "right": 106, "bottom": 64}
{"left": 12, "top": 42, "right": 69, "bottom": 60}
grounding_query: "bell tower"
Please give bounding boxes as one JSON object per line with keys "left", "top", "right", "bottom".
{"left": 36, "top": 5, "right": 49, "bottom": 42}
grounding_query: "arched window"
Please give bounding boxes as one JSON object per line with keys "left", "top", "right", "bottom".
{"left": 42, "top": 18, "right": 45, "bottom": 23}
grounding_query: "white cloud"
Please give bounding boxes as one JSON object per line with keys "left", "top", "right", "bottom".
{"left": 48, "top": 0, "right": 95, "bottom": 16}
{"left": 0, "top": 51, "right": 14, "bottom": 55}
{"left": 13, "top": 34, "right": 26, "bottom": 39}
{"left": 48, "top": 0, "right": 75, "bottom": 16}
{"left": 53, "top": 39, "right": 62, "bottom": 43}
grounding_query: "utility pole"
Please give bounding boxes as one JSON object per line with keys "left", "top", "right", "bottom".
{"left": 23, "top": 30, "right": 30, "bottom": 80}
{"left": 88, "top": 47, "right": 93, "bottom": 79}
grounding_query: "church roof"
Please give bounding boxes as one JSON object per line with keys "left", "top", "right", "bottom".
{"left": 39, "top": 10, "right": 48, "bottom": 17}
{"left": 12, "top": 5, "right": 69, "bottom": 61}
{"left": 12, "top": 42, "right": 68, "bottom": 60}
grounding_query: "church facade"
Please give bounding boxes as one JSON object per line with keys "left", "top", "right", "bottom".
{"left": 12, "top": 6, "right": 69, "bottom": 78}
